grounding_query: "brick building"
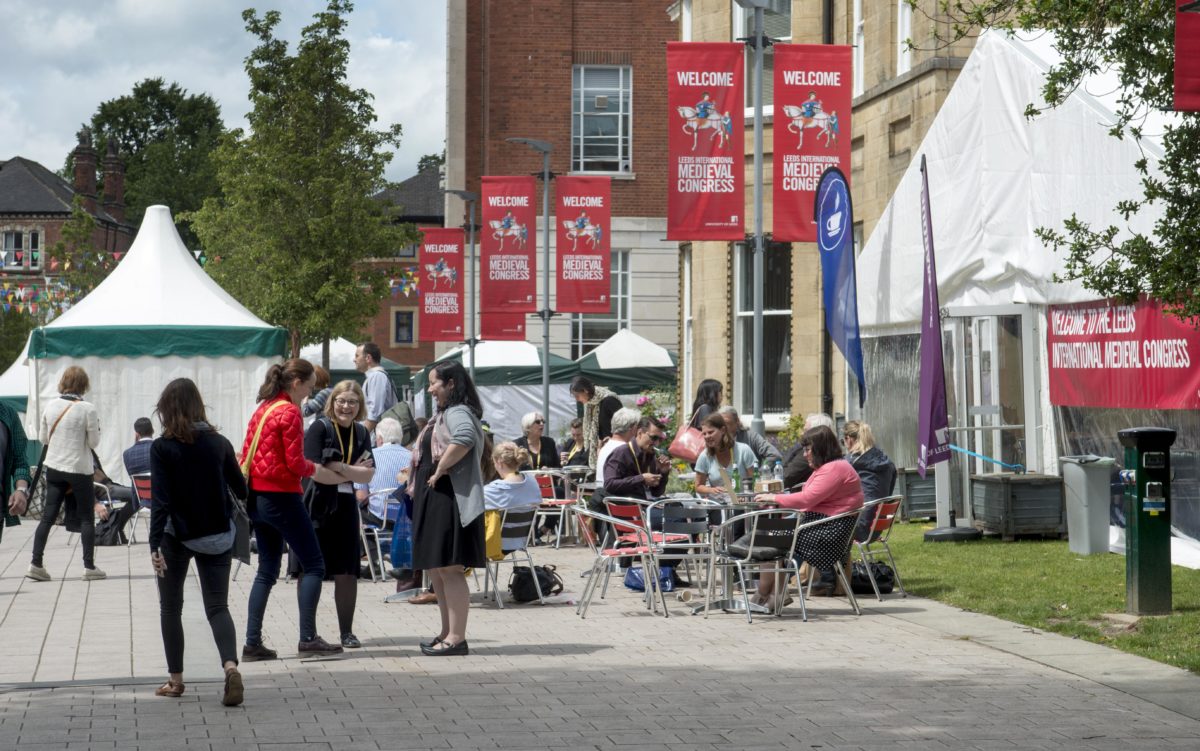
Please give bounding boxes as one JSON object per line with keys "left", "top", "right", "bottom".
{"left": 674, "top": 0, "right": 976, "bottom": 428}
{"left": 0, "top": 129, "right": 134, "bottom": 313}
{"left": 444, "top": 0, "right": 680, "bottom": 360}
{"left": 368, "top": 166, "right": 443, "bottom": 368}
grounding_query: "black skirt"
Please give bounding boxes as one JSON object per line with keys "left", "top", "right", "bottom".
{"left": 313, "top": 490, "right": 362, "bottom": 577}
{"left": 411, "top": 431, "right": 485, "bottom": 570}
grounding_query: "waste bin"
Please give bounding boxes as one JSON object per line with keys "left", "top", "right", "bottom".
{"left": 1060, "top": 455, "right": 1116, "bottom": 555}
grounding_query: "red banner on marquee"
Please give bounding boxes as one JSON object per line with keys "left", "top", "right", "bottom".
{"left": 417, "top": 228, "right": 464, "bottom": 342}
{"left": 480, "top": 313, "right": 527, "bottom": 342}
{"left": 1047, "top": 296, "right": 1200, "bottom": 410}
{"left": 773, "top": 44, "right": 852, "bottom": 242}
{"left": 556, "top": 176, "right": 611, "bottom": 313}
{"left": 480, "top": 176, "right": 537, "bottom": 312}
{"left": 1176, "top": 1, "right": 1200, "bottom": 112}
{"left": 666, "top": 42, "right": 744, "bottom": 241}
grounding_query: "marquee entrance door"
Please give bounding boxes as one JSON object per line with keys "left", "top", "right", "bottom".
{"left": 943, "top": 305, "right": 1042, "bottom": 523}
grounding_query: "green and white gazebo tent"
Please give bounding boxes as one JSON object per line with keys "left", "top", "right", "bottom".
{"left": 0, "top": 334, "right": 31, "bottom": 415}
{"left": 27, "top": 205, "right": 287, "bottom": 483}
{"left": 413, "top": 341, "right": 580, "bottom": 441}
{"left": 299, "top": 337, "right": 410, "bottom": 399}
{"left": 575, "top": 328, "right": 677, "bottom": 395}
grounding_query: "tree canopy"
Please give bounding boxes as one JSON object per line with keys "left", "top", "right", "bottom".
{"left": 189, "top": 0, "right": 414, "bottom": 356}
{"left": 925, "top": 0, "right": 1200, "bottom": 319}
{"left": 67, "top": 78, "right": 224, "bottom": 248}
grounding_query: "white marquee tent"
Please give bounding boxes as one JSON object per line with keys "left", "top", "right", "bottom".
{"left": 26, "top": 205, "right": 287, "bottom": 483}
{"left": 858, "top": 30, "right": 1166, "bottom": 334}
{"left": 855, "top": 30, "right": 1168, "bottom": 475}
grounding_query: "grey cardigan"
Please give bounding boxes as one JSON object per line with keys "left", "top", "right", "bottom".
{"left": 441, "top": 404, "right": 485, "bottom": 526}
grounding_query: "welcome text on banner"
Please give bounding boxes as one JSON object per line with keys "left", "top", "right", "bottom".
{"left": 773, "top": 44, "right": 852, "bottom": 242}
{"left": 417, "top": 228, "right": 464, "bottom": 342}
{"left": 1047, "top": 296, "right": 1200, "bottom": 410}
{"left": 480, "top": 175, "right": 537, "bottom": 313}
{"left": 666, "top": 42, "right": 745, "bottom": 241}
{"left": 556, "top": 176, "right": 611, "bottom": 313}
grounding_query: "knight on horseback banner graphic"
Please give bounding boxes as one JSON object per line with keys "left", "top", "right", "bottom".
{"left": 773, "top": 44, "right": 853, "bottom": 242}
{"left": 480, "top": 175, "right": 537, "bottom": 314}
{"left": 556, "top": 175, "right": 611, "bottom": 314}
{"left": 666, "top": 41, "right": 744, "bottom": 241}
{"left": 418, "top": 227, "right": 465, "bottom": 342}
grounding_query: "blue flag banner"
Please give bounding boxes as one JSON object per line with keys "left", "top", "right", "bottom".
{"left": 917, "top": 154, "right": 951, "bottom": 477}
{"left": 814, "top": 168, "right": 866, "bottom": 407}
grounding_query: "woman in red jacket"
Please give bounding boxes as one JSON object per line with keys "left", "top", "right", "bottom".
{"left": 240, "top": 359, "right": 345, "bottom": 660}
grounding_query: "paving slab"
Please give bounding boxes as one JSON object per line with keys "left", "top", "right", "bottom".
{"left": 1, "top": 522, "right": 1200, "bottom": 750}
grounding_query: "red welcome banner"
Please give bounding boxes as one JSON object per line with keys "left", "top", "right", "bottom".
{"left": 773, "top": 44, "right": 852, "bottom": 242}
{"left": 480, "top": 176, "right": 537, "bottom": 312}
{"left": 480, "top": 313, "right": 527, "bottom": 341}
{"left": 1047, "top": 296, "right": 1200, "bottom": 410}
{"left": 417, "top": 228, "right": 464, "bottom": 342}
{"left": 666, "top": 42, "right": 744, "bottom": 241}
{"left": 1176, "top": 1, "right": 1200, "bottom": 111}
{"left": 556, "top": 176, "right": 611, "bottom": 313}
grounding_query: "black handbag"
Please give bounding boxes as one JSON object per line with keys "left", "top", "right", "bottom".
{"left": 509, "top": 564, "right": 564, "bottom": 602}
{"left": 850, "top": 560, "right": 895, "bottom": 594}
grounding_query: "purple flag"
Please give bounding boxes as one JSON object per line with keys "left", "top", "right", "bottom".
{"left": 917, "top": 155, "right": 951, "bottom": 477}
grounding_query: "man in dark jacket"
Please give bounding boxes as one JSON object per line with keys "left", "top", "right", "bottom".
{"left": 602, "top": 417, "right": 671, "bottom": 500}
{"left": 719, "top": 406, "right": 782, "bottom": 467}
{"left": 781, "top": 413, "right": 835, "bottom": 489}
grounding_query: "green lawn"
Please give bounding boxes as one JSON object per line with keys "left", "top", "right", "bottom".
{"left": 886, "top": 522, "right": 1200, "bottom": 673}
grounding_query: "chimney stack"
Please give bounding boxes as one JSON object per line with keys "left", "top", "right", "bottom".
{"left": 72, "top": 126, "right": 98, "bottom": 215}
{"left": 102, "top": 139, "right": 126, "bottom": 223}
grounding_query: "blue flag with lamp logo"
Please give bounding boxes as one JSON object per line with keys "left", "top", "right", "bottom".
{"left": 814, "top": 168, "right": 866, "bottom": 407}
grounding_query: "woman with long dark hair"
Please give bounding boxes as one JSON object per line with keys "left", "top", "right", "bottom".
{"left": 28, "top": 366, "right": 104, "bottom": 582}
{"left": 148, "top": 378, "right": 246, "bottom": 705}
{"left": 410, "top": 360, "right": 486, "bottom": 656}
{"left": 240, "top": 359, "right": 344, "bottom": 660}
{"left": 693, "top": 413, "right": 757, "bottom": 496}
{"left": 689, "top": 378, "right": 724, "bottom": 429}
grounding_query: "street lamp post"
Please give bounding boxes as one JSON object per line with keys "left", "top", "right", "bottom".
{"left": 445, "top": 189, "right": 479, "bottom": 381}
{"left": 507, "top": 137, "right": 554, "bottom": 424}
{"left": 735, "top": 0, "right": 769, "bottom": 437}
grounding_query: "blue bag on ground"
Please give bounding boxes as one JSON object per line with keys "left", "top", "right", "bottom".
{"left": 390, "top": 511, "right": 413, "bottom": 570}
{"left": 624, "top": 565, "right": 674, "bottom": 593}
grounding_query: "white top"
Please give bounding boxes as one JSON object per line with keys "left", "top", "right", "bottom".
{"left": 40, "top": 397, "right": 100, "bottom": 475}
{"left": 594, "top": 438, "right": 625, "bottom": 485}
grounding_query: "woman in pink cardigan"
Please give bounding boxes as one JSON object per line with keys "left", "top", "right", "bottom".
{"left": 752, "top": 426, "right": 863, "bottom": 608}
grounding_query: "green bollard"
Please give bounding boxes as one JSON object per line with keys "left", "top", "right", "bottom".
{"left": 1118, "top": 427, "right": 1176, "bottom": 616}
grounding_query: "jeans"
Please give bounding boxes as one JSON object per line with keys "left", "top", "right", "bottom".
{"left": 31, "top": 468, "right": 96, "bottom": 568}
{"left": 157, "top": 533, "right": 237, "bottom": 673}
{"left": 245, "top": 491, "right": 325, "bottom": 644}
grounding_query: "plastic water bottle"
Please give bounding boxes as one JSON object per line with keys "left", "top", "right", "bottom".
{"left": 773, "top": 461, "right": 783, "bottom": 482}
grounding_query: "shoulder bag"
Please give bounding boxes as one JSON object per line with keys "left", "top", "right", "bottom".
{"left": 28, "top": 400, "right": 77, "bottom": 499}
{"left": 240, "top": 399, "right": 288, "bottom": 482}
{"left": 667, "top": 409, "right": 705, "bottom": 464}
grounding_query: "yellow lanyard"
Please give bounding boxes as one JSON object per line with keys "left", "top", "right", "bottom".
{"left": 531, "top": 441, "right": 542, "bottom": 468}
{"left": 333, "top": 422, "right": 354, "bottom": 466}
{"left": 628, "top": 441, "right": 641, "bottom": 474}
{"left": 567, "top": 443, "right": 580, "bottom": 461}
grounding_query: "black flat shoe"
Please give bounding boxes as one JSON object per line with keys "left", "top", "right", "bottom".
{"left": 419, "top": 635, "right": 444, "bottom": 650}
{"left": 421, "top": 639, "right": 468, "bottom": 656}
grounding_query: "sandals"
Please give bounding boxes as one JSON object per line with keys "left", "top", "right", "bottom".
{"left": 155, "top": 680, "right": 185, "bottom": 698}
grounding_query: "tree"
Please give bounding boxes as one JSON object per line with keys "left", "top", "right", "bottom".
{"left": 189, "top": 0, "right": 414, "bottom": 356}
{"left": 417, "top": 151, "right": 445, "bottom": 174}
{"left": 67, "top": 78, "right": 225, "bottom": 249}
{"left": 921, "top": 1, "right": 1200, "bottom": 319}
{"left": 46, "top": 195, "right": 116, "bottom": 305}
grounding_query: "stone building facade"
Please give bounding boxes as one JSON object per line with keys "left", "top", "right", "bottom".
{"left": 675, "top": 0, "right": 976, "bottom": 428}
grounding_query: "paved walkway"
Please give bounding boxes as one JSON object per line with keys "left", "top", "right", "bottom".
{"left": 2, "top": 521, "right": 1200, "bottom": 750}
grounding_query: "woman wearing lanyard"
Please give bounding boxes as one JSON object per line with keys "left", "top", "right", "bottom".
{"left": 515, "top": 411, "right": 560, "bottom": 472}
{"left": 303, "top": 381, "right": 375, "bottom": 649}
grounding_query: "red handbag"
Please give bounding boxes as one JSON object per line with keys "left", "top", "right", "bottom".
{"left": 667, "top": 411, "right": 705, "bottom": 463}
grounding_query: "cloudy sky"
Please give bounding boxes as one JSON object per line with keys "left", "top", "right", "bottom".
{"left": 0, "top": 0, "right": 446, "bottom": 183}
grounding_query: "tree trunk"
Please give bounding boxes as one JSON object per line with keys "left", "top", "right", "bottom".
{"left": 290, "top": 329, "right": 301, "bottom": 359}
